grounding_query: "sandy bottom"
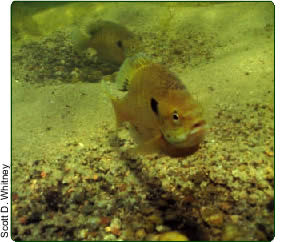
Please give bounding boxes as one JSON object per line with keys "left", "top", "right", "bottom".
{"left": 12, "top": 2, "right": 274, "bottom": 241}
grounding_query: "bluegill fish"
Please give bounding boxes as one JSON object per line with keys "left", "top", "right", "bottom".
{"left": 72, "top": 20, "right": 136, "bottom": 65}
{"left": 111, "top": 54, "right": 206, "bottom": 157}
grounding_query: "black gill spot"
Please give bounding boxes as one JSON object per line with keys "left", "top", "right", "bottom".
{"left": 116, "top": 40, "right": 123, "bottom": 48}
{"left": 150, "top": 98, "right": 159, "bottom": 115}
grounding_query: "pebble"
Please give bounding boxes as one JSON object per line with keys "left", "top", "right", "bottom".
{"left": 77, "top": 142, "right": 85, "bottom": 151}
{"left": 230, "top": 215, "right": 241, "bottom": 224}
{"left": 110, "top": 218, "right": 122, "bottom": 230}
{"left": 103, "top": 234, "right": 116, "bottom": 241}
{"left": 147, "top": 214, "right": 163, "bottom": 225}
{"left": 158, "top": 231, "right": 189, "bottom": 241}
{"left": 222, "top": 224, "right": 241, "bottom": 241}
{"left": 206, "top": 213, "right": 224, "bottom": 227}
{"left": 97, "top": 200, "right": 108, "bottom": 208}
{"left": 249, "top": 193, "right": 259, "bottom": 204}
{"left": 156, "top": 225, "right": 170, "bottom": 232}
{"left": 135, "top": 228, "right": 146, "bottom": 240}
{"left": 143, "top": 207, "right": 155, "bottom": 215}
{"left": 70, "top": 68, "right": 80, "bottom": 79}
{"left": 264, "top": 166, "right": 274, "bottom": 180}
{"left": 88, "top": 217, "right": 101, "bottom": 230}
{"left": 79, "top": 229, "right": 88, "bottom": 239}
{"left": 200, "top": 207, "right": 224, "bottom": 227}
{"left": 265, "top": 150, "right": 274, "bottom": 157}
{"left": 219, "top": 202, "right": 232, "bottom": 212}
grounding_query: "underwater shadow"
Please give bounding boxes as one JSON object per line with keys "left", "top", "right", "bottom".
{"left": 120, "top": 150, "right": 208, "bottom": 241}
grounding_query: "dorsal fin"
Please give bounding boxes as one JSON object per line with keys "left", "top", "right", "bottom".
{"left": 116, "top": 53, "right": 151, "bottom": 91}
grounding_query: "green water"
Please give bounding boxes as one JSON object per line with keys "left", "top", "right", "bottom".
{"left": 12, "top": 2, "right": 274, "bottom": 241}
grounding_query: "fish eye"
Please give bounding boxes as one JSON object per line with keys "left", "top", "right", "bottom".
{"left": 172, "top": 112, "right": 179, "bottom": 122}
{"left": 117, "top": 40, "right": 123, "bottom": 48}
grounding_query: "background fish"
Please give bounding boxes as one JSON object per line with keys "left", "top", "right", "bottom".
{"left": 72, "top": 20, "right": 137, "bottom": 65}
{"left": 112, "top": 54, "right": 206, "bottom": 157}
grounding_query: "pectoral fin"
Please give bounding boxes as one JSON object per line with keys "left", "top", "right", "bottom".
{"left": 130, "top": 134, "right": 163, "bottom": 155}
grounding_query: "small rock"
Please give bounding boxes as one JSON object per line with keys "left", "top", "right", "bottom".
{"left": 79, "top": 229, "right": 88, "bottom": 239}
{"left": 77, "top": 142, "right": 85, "bottom": 151}
{"left": 230, "top": 215, "right": 241, "bottom": 224}
{"left": 265, "top": 151, "right": 274, "bottom": 157}
{"left": 200, "top": 206, "right": 224, "bottom": 227}
{"left": 218, "top": 202, "right": 232, "bottom": 212}
{"left": 222, "top": 224, "right": 241, "bottom": 241}
{"left": 110, "top": 218, "right": 122, "bottom": 230}
{"left": 88, "top": 217, "right": 101, "bottom": 230}
{"left": 156, "top": 225, "right": 170, "bottom": 232}
{"left": 135, "top": 228, "right": 146, "bottom": 240}
{"left": 143, "top": 207, "right": 155, "bottom": 215}
{"left": 158, "top": 231, "right": 189, "bottom": 241}
{"left": 264, "top": 166, "right": 274, "bottom": 180}
{"left": 206, "top": 213, "right": 224, "bottom": 227}
{"left": 248, "top": 193, "right": 259, "bottom": 204}
{"left": 147, "top": 214, "right": 163, "bottom": 225}
{"left": 70, "top": 68, "right": 81, "bottom": 80}
{"left": 103, "top": 234, "right": 116, "bottom": 241}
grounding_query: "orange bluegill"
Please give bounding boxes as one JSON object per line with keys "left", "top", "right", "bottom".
{"left": 111, "top": 54, "right": 206, "bottom": 157}
{"left": 72, "top": 20, "right": 137, "bottom": 65}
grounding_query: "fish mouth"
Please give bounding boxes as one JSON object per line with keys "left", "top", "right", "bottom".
{"left": 162, "top": 132, "right": 187, "bottom": 144}
{"left": 161, "top": 120, "right": 206, "bottom": 146}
